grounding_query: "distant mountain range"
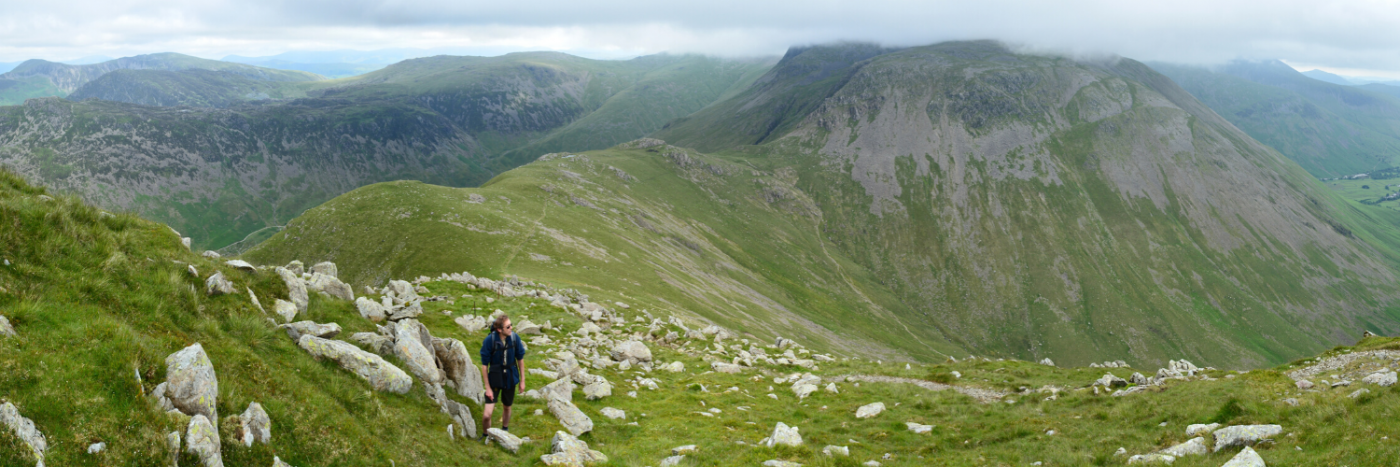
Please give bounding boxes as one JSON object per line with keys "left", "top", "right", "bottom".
{"left": 0, "top": 53, "right": 323, "bottom": 105}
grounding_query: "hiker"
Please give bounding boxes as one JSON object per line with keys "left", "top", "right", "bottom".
{"left": 480, "top": 313, "right": 527, "bottom": 433}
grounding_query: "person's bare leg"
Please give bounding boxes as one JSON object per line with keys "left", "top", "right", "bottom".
{"left": 502, "top": 406, "right": 513, "bottom": 430}
{"left": 482, "top": 403, "right": 495, "bottom": 432}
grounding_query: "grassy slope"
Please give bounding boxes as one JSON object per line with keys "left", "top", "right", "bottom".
{"left": 0, "top": 76, "right": 65, "bottom": 106}
{"left": 67, "top": 69, "right": 315, "bottom": 108}
{"left": 7, "top": 168, "right": 1400, "bottom": 466}
{"left": 1150, "top": 61, "right": 1400, "bottom": 178}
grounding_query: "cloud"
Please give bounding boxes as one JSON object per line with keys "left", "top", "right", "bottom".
{"left": 2, "top": 0, "right": 1400, "bottom": 76}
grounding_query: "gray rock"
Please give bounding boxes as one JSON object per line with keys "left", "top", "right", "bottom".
{"left": 1159, "top": 437, "right": 1207, "bottom": 457}
{"left": 349, "top": 332, "right": 394, "bottom": 355}
{"left": 388, "top": 301, "right": 423, "bottom": 321}
{"left": 202, "top": 250, "right": 221, "bottom": 259}
{"left": 442, "top": 399, "right": 477, "bottom": 440}
{"left": 87, "top": 442, "right": 105, "bottom": 454}
{"left": 823, "top": 445, "right": 850, "bottom": 456}
{"left": 1095, "top": 373, "right": 1128, "bottom": 389}
{"left": 548, "top": 399, "right": 594, "bottom": 436}
{"left": 541, "top": 378, "right": 575, "bottom": 403}
{"left": 236, "top": 402, "right": 271, "bottom": 446}
{"left": 296, "top": 335, "right": 412, "bottom": 393}
{"left": 0, "top": 315, "right": 14, "bottom": 337}
{"left": 762, "top": 422, "right": 802, "bottom": 447}
{"left": 433, "top": 337, "right": 484, "bottom": 404}
{"left": 711, "top": 362, "right": 744, "bottom": 374}
{"left": 309, "top": 261, "right": 337, "bottom": 278}
{"left": 165, "top": 343, "right": 219, "bottom": 421}
{"left": 166, "top": 431, "right": 181, "bottom": 467}
{"left": 515, "top": 319, "right": 542, "bottom": 335}
{"left": 275, "top": 267, "right": 308, "bottom": 313}
{"left": 610, "top": 341, "right": 653, "bottom": 365}
{"left": 1185, "top": 423, "right": 1220, "bottom": 436}
{"left": 487, "top": 428, "right": 523, "bottom": 453}
{"left": 660, "top": 455, "right": 685, "bottom": 467}
{"left": 272, "top": 456, "right": 294, "bottom": 467}
{"left": 454, "top": 314, "right": 487, "bottom": 333}
{"left": 1221, "top": 446, "right": 1266, "bottom": 467}
{"left": 583, "top": 380, "right": 612, "bottom": 400}
{"left": 285, "top": 260, "right": 305, "bottom": 276}
{"left": 389, "top": 320, "right": 443, "bottom": 385}
{"left": 307, "top": 273, "right": 353, "bottom": 301}
{"left": 600, "top": 407, "right": 626, "bottom": 420}
{"left": 0, "top": 402, "right": 47, "bottom": 463}
{"left": 1295, "top": 379, "right": 1314, "bottom": 390}
{"left": 355, "top": 297, "right": 387, "bottom": 322}
{"left": 280, "top": 321, "right": 342, "bottom": 340}
{"left": 855, "top": 402, "right": 885, "bottom": 419}
{"left": 905, "top": 422, "right": 932, "bottom": 434}
{"left": 185, "top": 414, "right": 223, "bottom": 467}
{"left": 272, "top": 299, "right": 298, "bottom": 323}
{"left": 1362, "top": 370, "right": 1397, "bottom": 387}
{"left": 1039, "top": 358, "right": 1054, "bottom": 366}
{"left": 205, "top": 272, "right": 236, "bottom": 296}
{"left": 672, "top": 445, "right": 697, "bottom": 454}
{"left": 247, "top": 288, "right": 265, "bottom": 315}
{"left": 386, "top": 280, "right": 418, "bottom": 302}
{"left": 224, "top": 260, "right": 255, "bottom": 271}
{"left": 763, "top": 460, "right": 802, "bottom": 467}
{"left": 1126, "top": 453, "right": 1175, "bottom": 464}
{"left": 1129, "top": 372, "right": 1150, "bottom": 386}
{"left": 1212, "top": 425, "right": 1282, "bottom": 452}
{"left": 540, "top": 431, "right": 608, "bottom": 466}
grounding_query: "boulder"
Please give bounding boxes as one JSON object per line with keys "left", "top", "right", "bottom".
{"left": 660, "top": 361, "right": 685, "bottom": 372}
{"left": 307, "top": 273, "right": 354, "bottom": 301}
{"left": 309, "top": 261, "right": 337, "bottom": 278}
{"left": 272, "top": 299, "right": 298, "bottom": 323}
{"left": 823, "top": 445, "right": 850, "bottom": 456}
{"left": 355, "top": 297, "right": 387, "bottom": 322}
{"left": 1159, "top": 437, "right": 1207, "bottom": 457}
{"left": 792, "top": 383, "right": 818, "bottom": 400}
{"left": 0, "top": 315, "right": 14, "bottom": 337}
{"left": 388, "top": 301, "right": 423, "bottom": 321}
{"left": 1212, "top": 425, "right": 1282, "bottom": 452}
{"left": 1362, "top": 371, "right": 1398, "bottom": 387}
{"left": 280, "top": 321, "right": 342, "bottom": 340}
{"left": 1295, "top": 379, "right": 1314, "bottom": 390}
{"left": 660, "top": 455, "right": 685, "bottom": 467}
{"left": 165, "top": 343, "right": 219, "bottom": 421}
{"left": 583, "top": 380, "right": 612, "bottom": 400}
{"left": 711, "top": 362, "right": 744, "bottom": 374}
{"left": 275, "top": 267, "right": 308, "bottom": 313}
{"left": 1221, "top": 446, "right": 1266, "bottom": 467}
{"left": 825, "top": 383, "right": 839, "bottom": 394}
{"left": 455, "top": 315, "right": 487, "bottom": 333}
{"left": 433, "top": 337, "right": 484, "bottom": 404}
{"left": 1039, "top": 358, "right": 1054, "bottom": 366}
{"left": 166, "top": 431, "right": 181, "bottom": 467}
{"left": 390, "top": 320, "right": 444, "bottom": 385}
{"left": 205, "top": 272, "right": 236, "bottom": 296}
{"left": 609, "top": 341, "right": 653, "bottom": 365}
{"left": 442, "top": 399, "right": 477, "bottom": 440}
{"left": 548, "top": 399, "right": 594, "bottom": 436}
{"left": 486, "top": 428, "right": 523, "bottom": 453}
{"left": 540, "top": 431, "right": 608, "bottom": 466}
{"left": 1129, "top": 372, "right": 1150, "bottom": 386}
{"left": 0, "top": 402, "right": 47, "bottom": 463}
{"left": 285, "top": 260, "right": 305, "bottom": 276}
{"left": 1126, "top": 453, "right": 1175, "bottom": 464}
{"left": 202, "top": 250, "right": 221, "bottom": 259}
{"left": 296, "top": 335, "right": 412, "bottom": 394}
{"left": 224, "top": 260, "right": 255, "bottom": 271}
{"left": 906, "top": 422, "right": 933, "bottom": 434}
{"left": 350, "top": 332, "right": 394, "bottom": 355}
{"left": 600, "top": 407, "right": 626, "bottom": 420}
{"left": 386, "top": 280, "right": 418, "bottom": 302}
{"left": 235, "top": 402, "right": 271, "bottom": 446}
{"left": 185, "top": 414, "right": 223, "bottom": 467}
{"left": 762, "top": 422, "right": 802, "bottom": 447}
{"left": 541, "top": 378, "right": 576, "bottom": 403}
{"left": 515, "top": 319, "right": 542, "bottom": 335}
{"left": 855, "top": 402, "right": 885, "bottom": 419}
{"left": 1095, "top": 373, "right": 1128, "bottom": 389}
{"left": 1185, "top": 423, "right": 1220, "bottom": 436}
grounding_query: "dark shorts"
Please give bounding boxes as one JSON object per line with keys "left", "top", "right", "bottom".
{"left": 486, "top": 384, "right": 516, "bottom": 407}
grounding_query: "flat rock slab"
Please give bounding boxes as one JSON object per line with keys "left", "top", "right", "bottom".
{"left": 1213, "top": 425, "right": 1282, "bottom": 452}
{"left": 297, "top": 335, "right": 412, "bottom": 394}
{"left": 855, "top": 402, "right": 885, "bottom": 419}
{"left": 548, "top": 399, "right": 594, "bottom": 436}
{"left": 1221, "top": 446, "right": 1266, "bottom": 467}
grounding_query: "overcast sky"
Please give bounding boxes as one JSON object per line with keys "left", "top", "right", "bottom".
{"left": 5, "top": 0, "right": 1400, "bottom": 77}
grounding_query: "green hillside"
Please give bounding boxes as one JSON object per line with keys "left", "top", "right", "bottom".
{"left": 0, "top": 53, "right": 774, "bottom": 251}
{"left": 1150, "top": 60, "right": 1400, "bottom": 178}
{"left": 13, "top": 165, "right": 1400, "bottom": 466}
{"left": 67, "top": 69, "right": 315, "bottom": 108}
{"left": 0, "top": 53, "right": 323, "bottom": 105}
{"left": 253, "top": 42, "right": 1400, "bottom": 369}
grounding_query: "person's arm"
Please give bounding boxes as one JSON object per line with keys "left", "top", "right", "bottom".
{"left": 515, "top": 335, "right": 527, "bottom": 391}
{"left": 481, "top": 364, "right": 493, "bottom": 400}
{"left": 479, "top": 336, "right": 493, "bottom": 400}
{"left": 517, "top": 358, "right": 526, "bottom": 391}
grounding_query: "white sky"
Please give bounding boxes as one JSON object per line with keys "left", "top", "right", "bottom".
{"left": 5, "top": 0, "right": 1400, "bottom": 77}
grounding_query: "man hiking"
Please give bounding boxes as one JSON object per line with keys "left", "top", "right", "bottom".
{"left": 480, "top": 314, "right": 526, "bottom": 433}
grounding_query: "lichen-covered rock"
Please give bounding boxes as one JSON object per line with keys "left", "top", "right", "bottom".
{"left": 205, "top": 272, "right": 236, "bottom": 296}
{"left": 1185, "top": 423, "right": 1220, "bottom": 436}
{"left": 548, "top": 399, "right": 594, "bottom": 436}
{"left": 275, "top": 267, "right": 308, "bottom": 313}
{"left": 236, "top": 402, "right": 271, "bottom": 446}
{"left": 487, "top": 428, "right": 523, "bottom": 453}
{"left": 1221, "top": 446, "right": 1266, "bottom": 467}
{"left": 0, "top": 402, "right": 47, "bottom": 463}
{"left": 600, "top": 407, "right": 626, "bottom": 420}
{"left": 1159, "top": 437, "right": 1207, "bottom": 457}
{"left": 433, "top": 337, "right": 484, "bottom": 404}
{"left": 280, "top": 321, "right": 342, "bottom": 340}
{"left": 185, "top": 414, "right": 223, "bottom": 467}
{"left": 583, "top": 380, "right": 612, "bottom": 400}
{"left": 855, "top": 402, "right": 885, "bottom": 419}
{"left": 296, "top": 335, "right": 412, "bottom": 394}
{"left": 285, "top": 260, "right": 305, "bottom": 276}
{"left": 355, "top": 297, "right": 387, "bottom": 322}
{"left": 1126, "top": 453, "right": 1175, "bottom": 464}
{"left": 166, "top": 343, "right": 219, "bottom": 421}
{"left": 541, "top": 431, "right": 608, "bottom": 466}
{"left": 610, "top": 341, "right": 652, "bottom": 365}
{"left": 1213, "top": 425, "right": 1282, "bottom": 452}
{"left": 350, "top": 332, "right": 394, "bottom": 355}
{"left": 272, "top": 299, "right": 298, "bottom": 323}
{"left": 762, "top": 422, "right": 803, "bottom": 447}
{"left": 307, "top": 273, "right": 354, "bottom": 301}
{"left": 390, "top": 320, "right": 443, "bottom": 385}
{"left": 541, "top": 378, "right": 576, "bottom": 403}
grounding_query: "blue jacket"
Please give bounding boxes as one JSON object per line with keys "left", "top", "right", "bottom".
{"left": 479, "top": 331, "right": 527, "bottom": 387}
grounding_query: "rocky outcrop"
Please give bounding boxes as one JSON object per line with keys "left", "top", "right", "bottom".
{"left": 0, "top": 402, "right": 47, "bottom": 464}
{"left": 441, "top": 399, "right": 477, "bottom": 440}
{"left": 280, "top": 321, "right": 342, "bottom": 340}
{"left": 389, "top": 320, "right": 444, "bottom": 385}
{"left": 433, "top": 337, "right": 484, "bottom": 404}
{"left": 1222, "top": 446, "right": 1266, "bottom": 467}
{"left": 165, "top": 343, "right": 219, "bottom": 421}
{"left": 296, "top": 335, "right": 412, "bottom": 394}
{"left": 307, "top": 272, "right": 353, "bottom": 301}
{"left": 275, "top": 267, "right": 308, "bottom": 313}
{"left": 205, "top": 272, "right": 235, "bottom": 296}
{"left": 609, "top": 341, "right": 652, "bottom": 365}
{"left": 548, "top": 399, "right": 594, "bottom": 436}
{"left": 761, "top": 422, "right": 803, "bottom": 447}
{"left": 355, "top": 297, "right": 387, "bottom": 322}
{"left": 487, "top": 428, "right": 523, "bottom": 453}
{"left": 273, "top": 299, "right": 298, "bottom": 323}
{"left": 541, "top": 431, "right": 608, "bottom": 466}
{"left": 185, "top": 414, "right": 223, "bottom": 467}
{"left": 235, "top": 402, "right": 271, "bottom": 447}
{"left": 1213, "top": 425, "right": 1282, "bottom": 452}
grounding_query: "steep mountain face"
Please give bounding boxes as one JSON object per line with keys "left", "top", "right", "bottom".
{"left": 67, "top": 69, "right": 314, "bottom": 108}
{"left": 649, "top": 41, "right": 1400, "bottom": 367}
{"left": 0, "top": 53, "right": 775, "bottom": 250}
{"left": 1151, "top": 60, "right": 1400, "bottom": 177}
